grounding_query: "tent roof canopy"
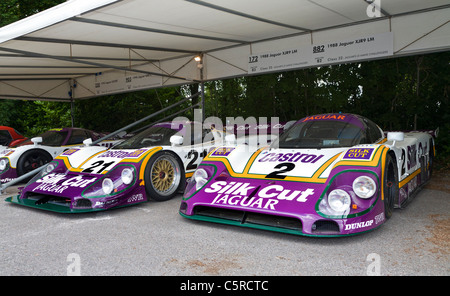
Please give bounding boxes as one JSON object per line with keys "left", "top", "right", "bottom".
{"left": 0, "top": 0, "right": 449, "bottom": 101}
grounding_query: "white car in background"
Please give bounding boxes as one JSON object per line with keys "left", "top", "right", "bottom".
{"left": 0, "top": 127, "right": 120, "bottom": 183}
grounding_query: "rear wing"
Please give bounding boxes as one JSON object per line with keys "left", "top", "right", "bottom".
{"left": 225, "top": 120, "right": 296, "bottom": 137}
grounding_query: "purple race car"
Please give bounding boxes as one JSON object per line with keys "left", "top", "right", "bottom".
{"left": 5, "top": 122, "right": 225, "bottom": 213}
{"left": 180, "top": 113, "right": 436, "bottom": 237}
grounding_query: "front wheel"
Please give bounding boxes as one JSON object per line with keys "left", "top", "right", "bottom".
{"left": 144, "top": 151, "right": 184, "bottom": 201}
{"left": 383, "top": 153, "right": 398, "bottom": 219}
{"left": 17, "top": 149, "right": 53, "bottom": 177}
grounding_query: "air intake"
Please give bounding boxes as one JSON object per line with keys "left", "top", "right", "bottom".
{"left": 194, "top": 206, "right": 302, "bottom": 231}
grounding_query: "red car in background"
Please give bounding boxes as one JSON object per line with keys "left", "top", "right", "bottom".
{"left": 0, "top": 126, "right": 27, "bottom": 148}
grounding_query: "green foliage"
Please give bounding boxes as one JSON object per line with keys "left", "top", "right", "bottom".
{"left": 74, "top": 87, "right": 184, "bottom": 133}
{"left": 0, "top": 100, "right": 71, "bottom": 137}
{"left": 0, "top": 0, "right": 65, "bottom": 27}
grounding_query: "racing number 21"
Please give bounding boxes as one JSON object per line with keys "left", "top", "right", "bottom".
{"left": 82, "top": 160, "right": 114, "bottom": 174}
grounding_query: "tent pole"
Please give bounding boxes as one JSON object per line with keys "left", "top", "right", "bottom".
{"left": 91, "top": 92, "right": 201, "bottom": 145}
{"left": 70, "top": 98, "right": 75, "bottom": 127}
{"left": 201, "top": 81, "right": 205, "bottom": 122}
{"left": 69, "top": 79, "right": 75, "bottom": 127}
{"left": 199, "top": 53, "right": 205, "bottom": 122}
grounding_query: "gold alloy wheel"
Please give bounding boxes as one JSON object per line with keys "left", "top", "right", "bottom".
{"left": 151, "top": 156, "right": 177, "bottom": 194}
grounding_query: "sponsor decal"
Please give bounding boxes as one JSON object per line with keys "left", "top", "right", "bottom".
{"left": 205, "top": 181, "right": 315, "bottom": 210}
{"left": 94, "top": 198, "right": 119, "bottom": 207}
{"left": 128, "top": 149, "right": 148, "bottom": 158}
{"left": 33, "top": 173, "right": 97, "bottom": 194}
{"left": 343, "top": 148, "right": 374, "bottom": 160}
{"left": 61, "top": 148, "right": 80, "bottom": 156}
{"left": 1, "top": 178, "right": 14, "bottom": 183}
{"left": 258, "top": 152, "right": 324, "bottom": 163}
{"left": 127, "top": 193, "right": 144, "bottom": 203}
{"left": 302, "top": 114, "right": 346, "bottom": 122}
{"left": 407, "top": 175, "right": 418, "bottom": 195}
{"left": 0, "top": 149, "right": 14, "bottom": 156}
{"left": 211, "top": 147, "right": 235, "bottom": 156}
{"left": 344, "top": 220, "right": 373, "bottom": 230}
{"left": 407, "top": 144, "right": 417, "bottom": 170}
{"left": 374, "top": 213, "right": 385, "bottom": 224}
{"left": 98, "top": 149, "right": 147, "bottom": 159}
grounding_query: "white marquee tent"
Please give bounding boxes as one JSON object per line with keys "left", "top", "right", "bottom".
{"left": 0, "top": 0, "right": 449, "bottom": 102}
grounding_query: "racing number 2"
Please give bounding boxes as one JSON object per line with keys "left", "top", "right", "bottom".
{"left": 265, "top": 163, "right": 295, "bottom": 179}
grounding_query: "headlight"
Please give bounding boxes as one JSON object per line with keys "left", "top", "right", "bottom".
{"left": 0, "top": 159, "right": 8, "bottom": 171}
{"left": 193, "top": 168, "right": 208, "bottom": 190}
{"left": 328, "top": 189, "right": 351, "bottom": 212}
{"left": 39, "top": 163, "right": 55, "bottom": 177}
{"left": 44, "top": 163, "right": 55, "bottom": 173}
{"left": 102, "top": 178, "right": 114, "bottom": 195}
{"left": 353, "top": 176, "right": 376, "bottom": 199}
{"left": 121, "top": 168, "right": 134, "bottom": 185}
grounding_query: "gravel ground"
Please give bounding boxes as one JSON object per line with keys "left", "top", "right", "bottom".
{"left": 0, "top": 171, "right": 448, "bottom": 277}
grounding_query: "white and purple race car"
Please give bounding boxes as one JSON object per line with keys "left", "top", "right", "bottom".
{"left": 5, "top": 122, "right": 228, "bottom": 212}
{"left": 180, "top": 113, "right": 437, "bottom": 237}
{"left": 0, "top": 127, "right": 119, "bottom": 184}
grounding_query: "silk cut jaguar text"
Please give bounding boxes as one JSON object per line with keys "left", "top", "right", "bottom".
{"left": 33, "top": 173, "right": 97, "bottom": 194}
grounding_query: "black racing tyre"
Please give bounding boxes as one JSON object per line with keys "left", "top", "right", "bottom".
{"left": 144, "top": 151, "right": 185, "bottom": 202}
{"left": 16, "top": 149, "right": 53, "bottom": 177}
{"left": 428, "top": 139, "right": 434, "bottom": 179}
{"left": 383, "top": 153, "right": 398, "bottom": 219}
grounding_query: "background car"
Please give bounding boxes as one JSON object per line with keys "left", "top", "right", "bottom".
{"left": 180, "top": 113, "right": 436, "bottom": 237}
{"left": 0, "top": 127, "right": 119, "bottom": 183}
{"left": 0, "top": 126, "right": 27, "bottom": 149}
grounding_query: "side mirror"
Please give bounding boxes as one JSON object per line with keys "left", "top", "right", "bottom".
{"left": 31, "top": 137, "right": 43, "bottom": 146}
{"left": 116, "top": 131, "right": 127, "bottom": 138}
{"left": 170, "top": 135, "right": 183, "bottom": 146}
{"left": 387, "top": 132, "right": 404, "bottom": 146}
{"left": 83, "top": 138, "right": 93, "bottom": 146}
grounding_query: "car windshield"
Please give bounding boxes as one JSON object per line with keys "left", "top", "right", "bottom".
{"left": 113, "top": 126, "right": 178, "bottom": 149}
{"left": 13, "top": 130, "right": 69, "bottom": 147}
{"left": 274, "top": 120, "right": 364, "bottom": 149}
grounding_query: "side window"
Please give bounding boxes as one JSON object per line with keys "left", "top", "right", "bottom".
{"left": 183, "top": 124, "right": 204, "bottom": 146}
{"left": 66, "top": 130, "right": 89, "bottom": 145}
{"left": 0, "top": 130, "right": 12, "bottom": 146}
{"left": 366, "top": 120, "right": 383, "bottom": 143}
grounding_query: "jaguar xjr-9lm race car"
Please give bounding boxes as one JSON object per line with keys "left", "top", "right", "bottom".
{"left": 5, "top": 122, "right": 226, "bottom": 213}
{"left": 180, "top": 113, "right": 436, "bottom": 237}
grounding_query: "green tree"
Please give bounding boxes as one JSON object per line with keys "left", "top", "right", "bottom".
{"left": 0, "top": 0, "right": 65, "bottom": 27}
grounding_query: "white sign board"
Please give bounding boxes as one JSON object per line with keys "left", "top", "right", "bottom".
{"left": 248, "top": 32, "right": 393, "bottom": 74}
{"left": 248, "top": 47, "right": 311, "bottom": 74}
{"left": 94, "top": 73, "right": 162, "bottom": 95}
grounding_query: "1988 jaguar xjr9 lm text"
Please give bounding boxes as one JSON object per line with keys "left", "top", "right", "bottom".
{"left": 180, "top": 113, "right": 436, "bottom": 237}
